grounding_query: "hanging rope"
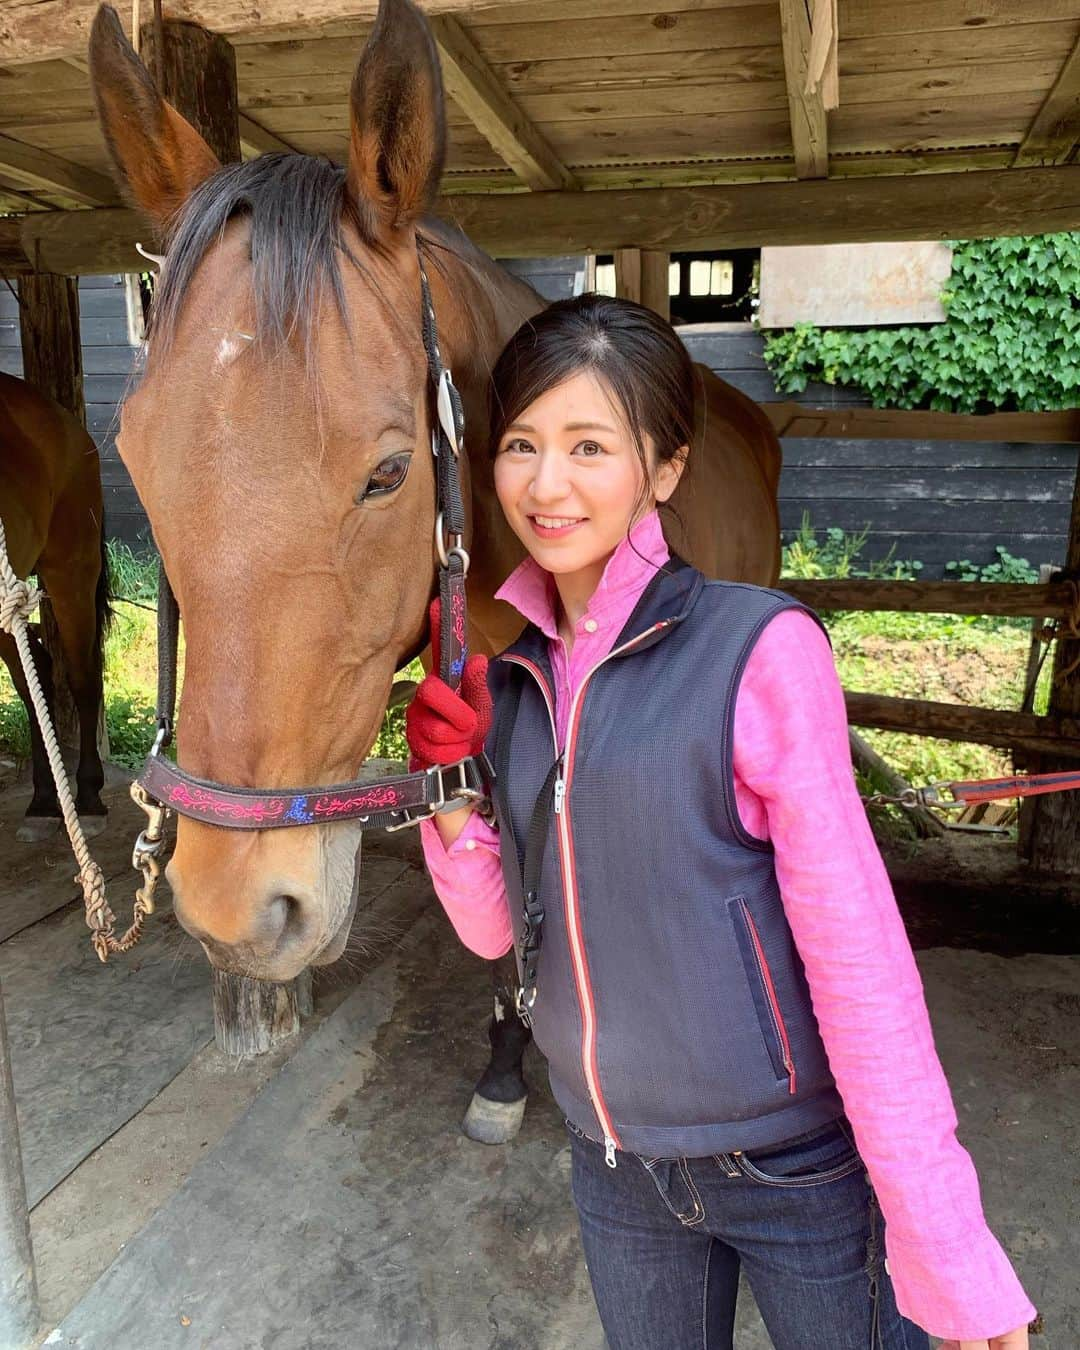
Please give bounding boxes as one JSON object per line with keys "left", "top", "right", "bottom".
{"left": 0, "top": 515, "right": 156, "bottom": 960}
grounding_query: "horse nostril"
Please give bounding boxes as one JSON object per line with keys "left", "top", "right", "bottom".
{"left": 263, "top": 892, "right": 313, "bottom": 955}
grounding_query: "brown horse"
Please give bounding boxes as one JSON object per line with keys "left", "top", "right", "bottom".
{"left": 88, "top": 0, "right": 781, "bottom": 1131}
{"left": 0, "top": 370, "right": 110, "bottom": 840}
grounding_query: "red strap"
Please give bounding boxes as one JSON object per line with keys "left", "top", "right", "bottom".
{"left": 948, "top": 770, "right": 1080, "bottom": 805}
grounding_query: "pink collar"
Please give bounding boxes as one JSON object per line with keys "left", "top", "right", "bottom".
{"left": 494, "top": 509, "right": 671, "bottom": 640}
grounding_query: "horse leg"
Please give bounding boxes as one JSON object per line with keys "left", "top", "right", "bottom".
{"left": 463, "top": 949, "right": 532, "bottom": 1144}
{"left": 1, "top": 628, "right": 65, "bottom": 839}
{"left": 35, "top": 561, "right": 106, "bottom": 833}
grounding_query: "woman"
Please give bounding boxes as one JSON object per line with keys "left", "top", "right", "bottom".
{"left": 405, "top": 295, "right": 1035, "bottom": 1350}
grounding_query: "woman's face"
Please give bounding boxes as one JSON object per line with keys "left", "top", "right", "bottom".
{"left": 493, "top": 370, "right": 681, "bottom": 581}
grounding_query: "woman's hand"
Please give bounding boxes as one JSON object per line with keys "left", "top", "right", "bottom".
{"left": 404, "top": 598, "right": 492, "bottom": 768}
{"left": 938, "top": 1326, "right": 1030, "bottom": 1350}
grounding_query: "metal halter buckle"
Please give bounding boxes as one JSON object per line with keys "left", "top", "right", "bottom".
{"left": 434, "top": 510, "right": 470, "bottom": 575}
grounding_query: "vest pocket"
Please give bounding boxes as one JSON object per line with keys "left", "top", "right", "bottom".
{"left": 732, "top": 898, "right": 797, "bottom": 1095}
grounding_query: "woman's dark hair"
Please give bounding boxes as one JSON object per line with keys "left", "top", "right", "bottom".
{"left": 488, "top": 294, "right": 695, "bottom": 520}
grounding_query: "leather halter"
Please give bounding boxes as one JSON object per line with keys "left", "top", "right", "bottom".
{"left": 132, "top": 250, "right": 490, "bottom": 833}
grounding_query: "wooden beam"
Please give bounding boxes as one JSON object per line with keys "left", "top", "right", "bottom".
{"left": 760, "top": 402, "right": 1080, "bottom": 444}
{"left": 0, "top": 135, "right": 118, "bottom": 207}
{"left": 238, "top": 113, "right": 297, "bottom": 159}
{"left": 779, "top": 578, "right": 1080, "bottom": 621}
{"left": 844, "top": 692, "right": 1080, "bottom": 760}
{"left": 778, "top": 0, "right": 828, "bottom": 179}
{"left": 1014, "top": 33, "right": 1080, "bottom": 167}
{"left": 440, "top": 165, "right": 1080, "bottom": 257}
{"left": 4, "top": 165, "right": 1080, "bottom": 276}
{"left": 0, "top": 0, "right": 541, "bottom": 66}
{"left": 613, "top": 247, "right": 670, "bottom": 321}
{"left": 430, "top": 15, "right": 576, "bottom": 191}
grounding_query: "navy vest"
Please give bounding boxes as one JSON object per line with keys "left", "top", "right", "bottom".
{"left": 487, "top": 559, "right": 844, "bottom": 1159}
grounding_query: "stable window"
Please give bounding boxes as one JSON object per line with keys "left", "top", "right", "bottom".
{"left": 593, "top": 250, "right": 758, "bottom": 324}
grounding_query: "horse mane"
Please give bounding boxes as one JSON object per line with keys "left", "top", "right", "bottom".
{"left": 148, "top": 151, "right": 512, "bottom": 376}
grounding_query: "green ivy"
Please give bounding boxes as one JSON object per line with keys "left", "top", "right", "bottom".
{"left": 762, "top": 233, "right": 1080, "bottom": 412}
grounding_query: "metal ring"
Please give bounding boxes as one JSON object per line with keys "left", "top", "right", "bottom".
{"left": 434, "top": 513, "right": 469, "bottom": 573}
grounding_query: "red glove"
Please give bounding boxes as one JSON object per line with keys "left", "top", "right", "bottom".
{"left": 405, "top": 598, "right": 493, "bottom": 767}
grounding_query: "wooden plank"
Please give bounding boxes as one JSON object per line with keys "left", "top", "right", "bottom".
{"left": 780, "top": 439, "right": 1079, "bottom": 470}
{"left": 779, "top": 577, "right": 1080, "bottom": 619}
{"left": 0, "top": 132, "right": 117, "bottom": 205}
{"left": 1014, "top": 32, "right": 1080, "bottom": 166}
{"left": 781, "top": 496, "right": 1062, "bottom": 533}
{"left": 839, "top": 21, "right": 1080, "bottom": 78}
{"left": 0, "top": 0, "right": 542, "bottom": 65}
{"left": 780, "top": 466, "right": 1078, "bottom": 503}
{"left": 497, "top": 46, "right": 784, "bottom": 94}
{"left": 237, "top": 112, "right": 296, "bottom": 158}
{"left": 5, "top": 162, "right": 1080, "bottom": 275}
{"left": 829, "top": 94, "right": 1044, "bottom": 155}
{"left": 253, "top": 105, "right": 797, "bottom": 165}
{"left": 469, "top": 8, "right": 780, "bottom": 64}
{"left": 764, "top": 404, "right": 1080, "bottom": 445}
{"left": 782, "top": 530, "right": 1067, "bottom": 574}
{"left": 843, "top": 691, "right": 1080, "bottom": 759}
{"left": 472, "top": 0, "right": 777, "bottom": 22}
{"left": 429, "top": 14, "right": 576, "bottom": 190}
{"left": 779, "top": 0, "right": 828, "bottom": 178}
{"left": 840, "top": 0, "right": 1080, "bottom": 41}
{"left": 239, "top": 74, "right": 792, "bottom": 121}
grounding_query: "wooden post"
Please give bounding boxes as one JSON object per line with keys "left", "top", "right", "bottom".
{"left": 17, "top": 271, "right": 84, "bottom": 751}
{"left": 613, "top": 247, "right": 671, "bottom": 322}
{"left": 144, "top": 17, "right": 310, "bottom": 1052}
{"left": 1022, "top": 460, "right": 1080, "bottom": 874}
{"left": 0, "top": 980, "right": 39, "bottom": 1348}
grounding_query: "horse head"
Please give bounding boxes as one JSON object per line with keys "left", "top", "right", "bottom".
{"left": 89, "top": 0, "right": 476, "bottom": 980}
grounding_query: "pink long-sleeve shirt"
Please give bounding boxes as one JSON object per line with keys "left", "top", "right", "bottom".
{"left": 420, "top": 510, "right": 1035, "bottom": 1342}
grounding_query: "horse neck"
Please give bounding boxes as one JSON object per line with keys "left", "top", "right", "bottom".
{"left": 421, "top": 224, "right": 544, "bottom": 403}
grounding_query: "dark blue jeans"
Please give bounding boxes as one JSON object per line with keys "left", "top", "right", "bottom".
{"left": 567, "top": 1117, "right": 931, "bottom": 1350}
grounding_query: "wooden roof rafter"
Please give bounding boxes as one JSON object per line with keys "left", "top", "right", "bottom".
{"left": 0, "top": 132, "right": 117, "bottom": 207}
{"left": 430, "top": 15, "right": 577, "bottom": 191}
{"left": 1014, "top": 30, "right": 1080, "bottom": 167}
{"left": 778, "top": 0, "right": 836, "bottom": 180}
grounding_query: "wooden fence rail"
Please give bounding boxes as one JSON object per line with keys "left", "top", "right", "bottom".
{"left": 780, "top": 577, "right": 1077, "bottom": 619}
{"left": 844, "top": 693, "right": 1080, "bottom": 760}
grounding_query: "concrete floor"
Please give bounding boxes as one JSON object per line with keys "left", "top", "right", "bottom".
{"left": 2, "top": 775, "right": 1076, "bottom": 1348}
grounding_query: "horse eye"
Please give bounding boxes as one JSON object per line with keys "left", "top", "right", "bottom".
{"left": 359, "top": 453, "right": 411, "bottom": 501}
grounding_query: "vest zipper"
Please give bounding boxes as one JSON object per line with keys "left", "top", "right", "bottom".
{"left": 736, "top": 898, "right": 797, "bottom": 1095}
{"left": 505, "top": 622, "right": 669, "bottom": 1170}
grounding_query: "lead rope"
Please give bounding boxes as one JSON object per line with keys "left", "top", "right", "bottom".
{"left": 0, "top": 515, "right": 157, "bottom": 959}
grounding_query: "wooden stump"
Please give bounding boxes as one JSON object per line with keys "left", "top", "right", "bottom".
{"left": 212, "top": 968, "right": 314, "bottom": 1058}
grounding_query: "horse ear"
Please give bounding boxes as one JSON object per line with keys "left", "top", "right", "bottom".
{"left": 347, "top": 0, "right": 447, "bottom": 235}
{"left": 89, "top": 5, "right": 221, "bottom": 231}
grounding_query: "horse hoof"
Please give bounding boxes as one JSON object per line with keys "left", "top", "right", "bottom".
{"left": 462, "top": 1092, "right": 527, "bottom": 1145}
{"left": 16, "top": 816, "right": 62, "bottom": 843}
{"left": 79, "top": 814, "right": 108, "bottom": 840}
